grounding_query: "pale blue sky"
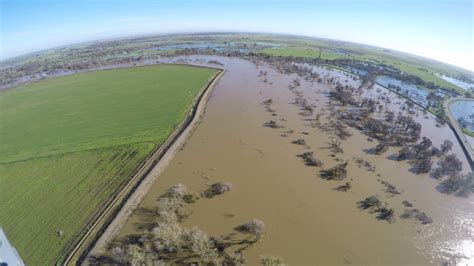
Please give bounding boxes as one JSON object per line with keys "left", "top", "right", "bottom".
{"left": 1, "top": 0, "right": 473, "bottom": 70}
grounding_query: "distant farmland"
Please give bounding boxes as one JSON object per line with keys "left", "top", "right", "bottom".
{"left": 0, "top": 64, "right": 218, "bottom": 264}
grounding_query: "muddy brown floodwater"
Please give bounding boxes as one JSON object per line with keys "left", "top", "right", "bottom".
{"left": 114, "top": 56, "right": 473, "bottom": 264}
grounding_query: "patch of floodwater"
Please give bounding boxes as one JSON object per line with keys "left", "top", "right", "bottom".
{"left": 449, "top": 100, "right": 474, "bottom": 132}
{"left": 417, "top": 203, "right": 474, "bottom": 264}
{"left": 238, "top": 42, "right": 281, "bottom": 48}
{"left": 345, "top": 66, "right": 368, "bottom": 76}
{"left": 147, "top": 41, "right": 279, "bottom": 54}
{"left": 114, "top": 55, "right": 474, "bottom": 264}
{"left": 376, "top": 76, "right": 431, "bottom": 107}
{"left": 438, "top": 75, "right": 474, "bottom": 91}
{"left": 325, "top": 48, "right": 354, "bottom": 56}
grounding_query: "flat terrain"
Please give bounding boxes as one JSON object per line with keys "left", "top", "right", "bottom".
{"left": 0, "top": 64, "right": 217, "bottom": 264}
{"left": 0, "top": 65, "right": 217, "bottom": 163}
{"left": 112, "top": 56, "right": 472, "bottom": 265}
{"left": 258, "top": 39, "right": 467, "bottom": 94}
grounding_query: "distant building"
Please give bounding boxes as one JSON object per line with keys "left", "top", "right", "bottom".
{"left": 0, "top": 227, "right": 24, "bottom": 266}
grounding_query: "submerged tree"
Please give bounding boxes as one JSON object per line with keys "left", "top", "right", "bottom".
{"left": 235, "top": 219, "right": 265, "bottom": 241}
{"left": 320, "top": 161, "right": 348, "bottom": 180}
{"left": 440, "top": 140, "right": 453, "bottom": 154}
{"left": 439, "top": 172, "right": 474, "bottom": 198}
{"left": 434, "top": 153, "right": 463, "bottom": 178}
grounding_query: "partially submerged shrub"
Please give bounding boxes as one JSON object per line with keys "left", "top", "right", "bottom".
{"left": 264, "top": 120, "right": 283, "bottom": 129}
{"left": 235, "top": 219, "right": 265, "bottom": 241}
{"left": 377, "top": 207, "right": 395, "bottom": 221}
{"left": 327, "top": 138, "right": 343, "bottom": 154}
{"left": 378, "top": 180, "right": 400, "bottom": 195}
{"left": 183, "top": 192, "right": 200, "bottom": 203}
{"left": 182, "top": 227, "right": 218, "bottom": 262}
{"left": 358, "top": 195, "right": 394, "bottom": 222}
{"left": 260, "top": 255, "right": 286, "bottom": 266}
{"left": 203, "top": 182, "right": 233, "bottom": 198}
{"left": 299, "top": 151, "right": 323, "bottom": 167}
{"left": 400, "top": 209, "right": 432, "bottom": 224}
{"left": 291, "top": 138, "right": 306, "bottom": 146}
{"left": 110, "top": 246, "right": 126, "bottom": 264}
{"left": 334, "top": 182, "right": 352, "bottom": 192}
{"left": 166, "top": 183, "right": 188, "bottom": 199}
{"left": 263, "top": 98, "right": 273, "bottom": 105}
{"left": 374, "top": 142, "right": 388, "bottom": 155}
{"left": 127, "top": 245, "right": 146, "bottom": 265}
{"left": 357, "top": 195, "right": 382, "bottom": 210}
{"left": 106, "top": 183, "right": 266, "bottom": 264}
{"left": 156, "top": 196, "right": 185, "bottom": 223}
{"left": 152, "top": 222, "right": 183, "bottom": 253}
{"left": 320, "top": 161, "right": 348, "bottom": 180}
{"left": 402, "top": 200, "right": 413, "bottom": 208}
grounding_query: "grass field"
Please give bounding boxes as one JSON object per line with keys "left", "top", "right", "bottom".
{"left": 0, "top": 64, "right": 218, "bottom": 264}
{"left": 259, "top": 42, "right": 465, "bottom": 94}
{"left": 260, "top": 46, "right": 347, "bottom": 60}
{"left": 0, "top": 65, "right": 216, "bottom": 163}
{"left": 0, "top": 144, "right": 153, "bottom": 264}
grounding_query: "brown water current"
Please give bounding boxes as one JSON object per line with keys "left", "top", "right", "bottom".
{"left": 115, "top": 56, "right": 473, "bottom": 264}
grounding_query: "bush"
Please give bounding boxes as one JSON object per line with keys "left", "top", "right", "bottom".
{"left": 377, "top": 207, "right": 394, "bottom": 221}
{"left": 236, "top": 219, "right": 265, "bottom": 240}
{"left": 182, "top": 227, "right": 218, "bottom": 262}
{"left": 320, "top": 161, "right": 348, "bottom": 180}
{"left": 291, "top": 139, "right": 306, "bottom": 145}
{"left": 260, "top": 255, "right": 286, "bottom": 266}
{"left": 357, "top": 195, "right": 382, "bottom": 210}
{"left": 299, "top": 151, "right": 323, "bottom": 167}
{"left": 375, "top": 142, "right": 388, "bottom": 155}
{"left": 203, "top": 182, "right": 233, "bottom": 198}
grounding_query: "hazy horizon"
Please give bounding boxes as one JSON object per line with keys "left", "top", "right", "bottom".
{"left": 1, "top": 0, "right": 473, "bottom": 71}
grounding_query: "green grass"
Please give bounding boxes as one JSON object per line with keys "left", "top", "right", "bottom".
{"left": 351, "top": 53, "right": 465, "bottom": 94}
{"left": 260, "top": 46, "right": 347, "bottom": 60}
{"left": 0, "top": 64, "right": 218, "bottom": 264}
{"left": 258, "top": 39, "right": 465, "bottom": 94}
{"left": 0, "top": 143, "right": 153, "bottom": 265}
{"left": 462, "top": 127, "right": 474, "bottom": 138}
{"left": 143, "top": 49, "right": 176, "bottom": 55}
{"left": 0, "top": 64, "right": 217, "bottom": 163}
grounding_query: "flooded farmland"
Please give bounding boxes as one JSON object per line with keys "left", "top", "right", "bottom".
{"left": 449, "top": 100, "right": 474, "bottom": 132}
{"left": 109, "top": 56, "right": 473, "bottom": 264}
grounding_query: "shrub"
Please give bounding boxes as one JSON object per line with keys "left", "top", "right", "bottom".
{"left": 203, "top": 182, "right": 233, "bottom": 198}
{"left": 358, "top": 195, "right": 382, "bottom": 210}
{"left": 236, "top": 219, "right": 265, "bottom": 241}
{"left": 375, "top": 142, "right": 388, "bottom": 155}
{"left": 260, "top": 255, "right": 286, "bottom": 266}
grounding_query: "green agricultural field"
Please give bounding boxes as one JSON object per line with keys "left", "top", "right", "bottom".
{"left": 0, "top": 65, "right": 217, "bottom": 163}
{"left": 0, "top": 64, "right": 218, "bottom": 264}
{"left": 0, "top": 144, "right": 152, "bottom": 264}
{"left": 257, "top": 36, "right": 466, "bottom": 94}
{"left": 260, "top": 46, "right": 347, "bottom": 60}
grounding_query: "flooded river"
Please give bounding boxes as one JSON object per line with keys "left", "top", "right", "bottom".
{"left": 113, "top": 56, "right": 473, "bottom": 264}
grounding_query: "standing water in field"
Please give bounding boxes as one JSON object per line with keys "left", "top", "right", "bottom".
{"left": 111, "top": 56, "right": 473, "bottom": 265}
{"left": 449, "top": 100, "right": 474, "bottom": 132}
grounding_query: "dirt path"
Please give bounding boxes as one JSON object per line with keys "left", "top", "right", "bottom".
{"left": 65, "top": 66, "right": 224, "bottom": 265}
